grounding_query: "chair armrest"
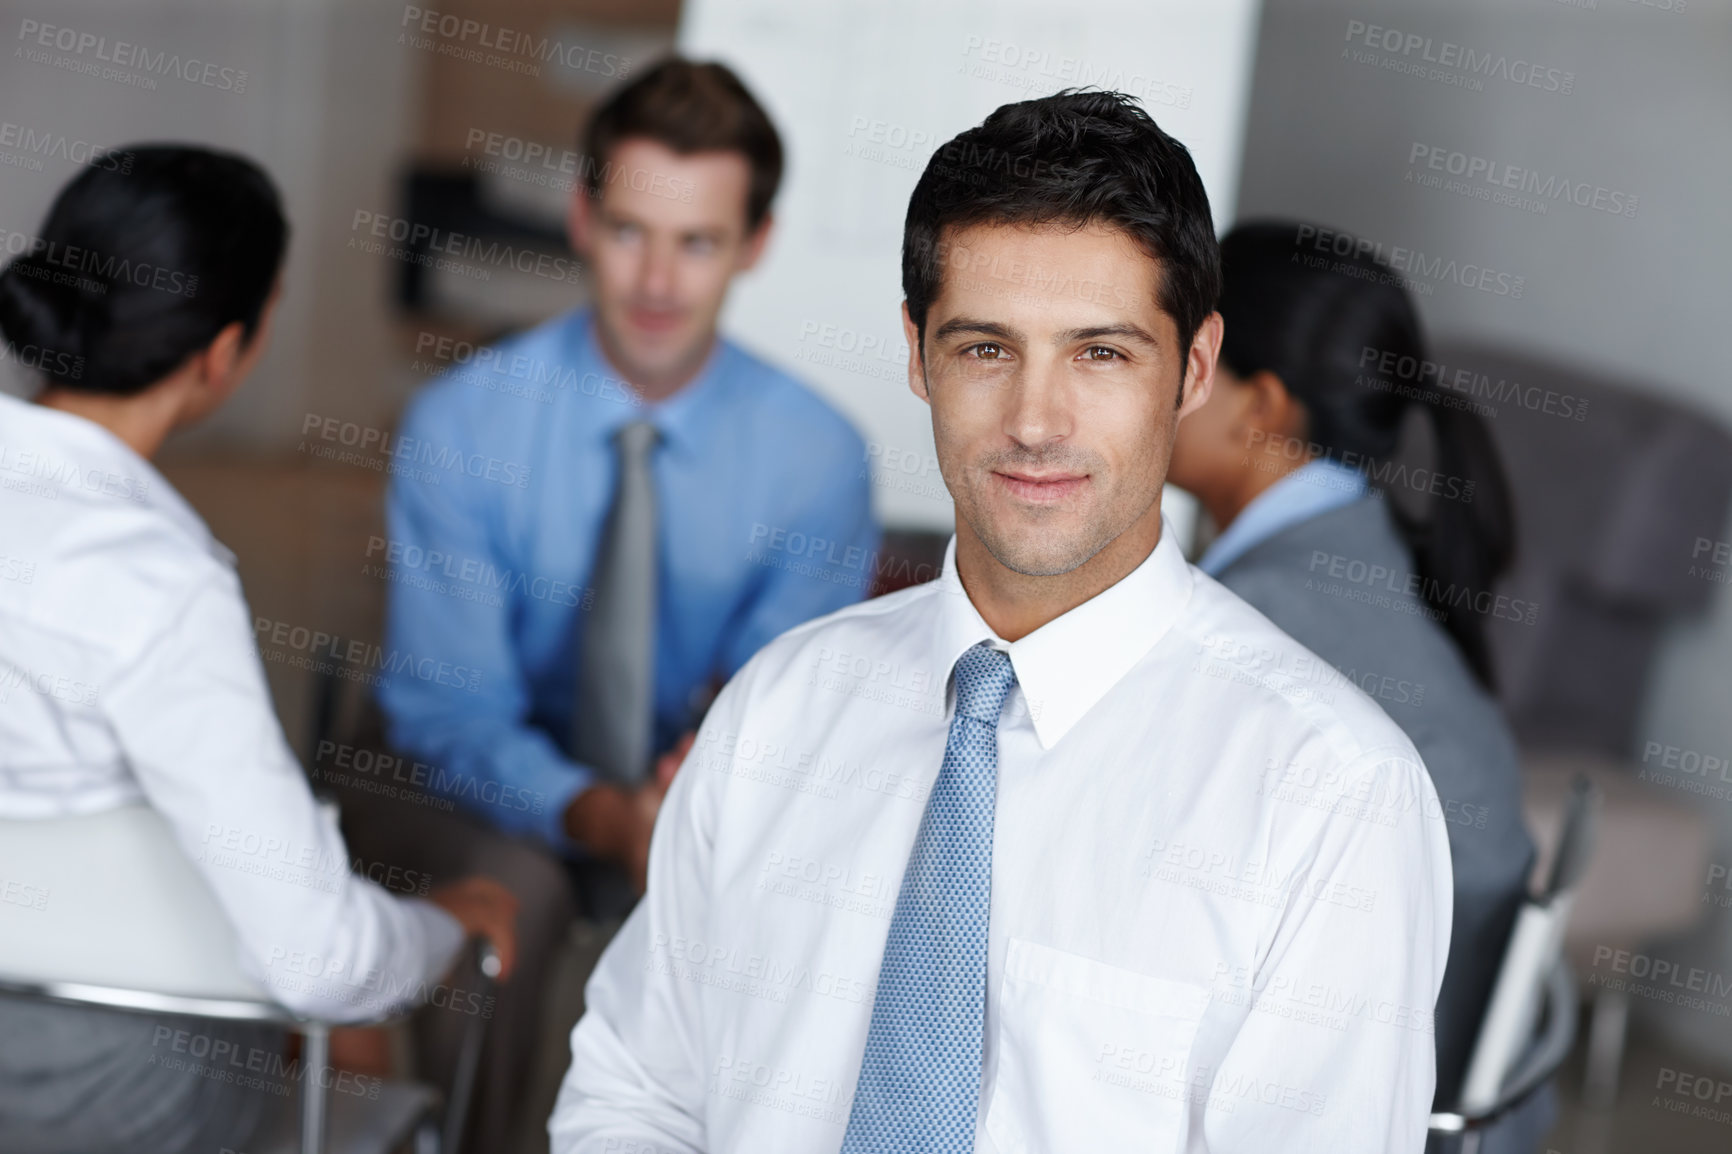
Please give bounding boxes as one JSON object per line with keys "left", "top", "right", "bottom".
{"left": 441, "top": 938, "right": 502, "bottom": 1154}
{"left": 1430, "top": 958, "right": 1576, "bottom": 1134}
{"left": 0, "top": 972, "right": 413, "bottom": 1033}
{"left": 0, "top": 973, "right": 300, "bottom": 1027}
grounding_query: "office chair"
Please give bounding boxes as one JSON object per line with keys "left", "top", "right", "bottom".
{"left": 1428, "top": 774, "right": 1602, "bottom": 1153}
{"left": 0, "top": 803, "right": 495, "bottom": 1154}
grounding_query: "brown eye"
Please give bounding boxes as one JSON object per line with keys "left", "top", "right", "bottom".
{"left": 970, "top": 343, "right": 1004, "bottom": 360}
{"left": 1084, "top": 346, "right": 1120, "bottom": 361}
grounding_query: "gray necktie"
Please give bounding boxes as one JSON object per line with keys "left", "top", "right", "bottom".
{"left": 572, "top": 419, "right": 660, "bottom": 784}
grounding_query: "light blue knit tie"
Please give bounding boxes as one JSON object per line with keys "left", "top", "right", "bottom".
{"left": 841, "top": 641, "right": 1018, "bottom": 1153}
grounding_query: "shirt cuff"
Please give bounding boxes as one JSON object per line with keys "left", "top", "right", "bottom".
{"left": 535, "top": 766, "right": 592, "bottom": 854}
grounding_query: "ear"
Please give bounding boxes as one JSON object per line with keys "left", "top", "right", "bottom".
{"left": 736, "top": 212, "right": 774, "bottom": 273}
{"left": 1175, "top": 311, "right": 1223, "bottom": 420}
{"left": 196, "top": 321, "right": 248, "bottom": 404}
{"left": 567, "top": 185, "right": 593, "bottom": 256}
{"left": 901, "top": 301, "right": 929, "bottom": 405}
{"left": 1244, "top": 368, "right": 1305, "bottom": 441}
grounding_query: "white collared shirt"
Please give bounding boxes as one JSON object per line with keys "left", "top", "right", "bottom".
{"left": 551, "top": 516, "right": 1454, "bottom": 1153}
{"left": 0, "top": 394, "right": 461, "bottom": 1020}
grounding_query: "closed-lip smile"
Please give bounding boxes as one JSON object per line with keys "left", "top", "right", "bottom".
{"left": 993, "top": 469, "right": 1087, "bottom": 504}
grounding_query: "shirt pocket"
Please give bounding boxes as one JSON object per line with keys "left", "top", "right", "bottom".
{"left": 985, "top": 938, "right": 1210, "bottom": 1154}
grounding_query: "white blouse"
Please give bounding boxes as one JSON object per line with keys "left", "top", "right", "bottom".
{"left": 0, "top": 393, "right": 461, "bottom": 1020}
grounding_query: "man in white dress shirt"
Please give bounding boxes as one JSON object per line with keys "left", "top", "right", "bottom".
{"left": 549, "top": 90, "right": 1453, "bottom": 1153}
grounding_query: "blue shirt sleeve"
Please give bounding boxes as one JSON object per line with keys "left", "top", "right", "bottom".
{"left": 720, "top": 420, "right": 882, "bottom": 678}
{"left": 376, "top": 387, "right": 591, "bottom": 850}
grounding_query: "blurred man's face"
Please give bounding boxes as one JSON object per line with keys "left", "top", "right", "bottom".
{"left": 904, "top": 220, "right": 1219, "bottom": 577}
{"left": 570, "top": 137, "right": 769, "bottom": 397}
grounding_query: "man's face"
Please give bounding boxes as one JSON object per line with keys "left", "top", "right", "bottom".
{"left": 570, "top": 137, "right": 770, "bottom": 392}
{"left": 904, "top": 220, "right": 1219, "bottom": 576}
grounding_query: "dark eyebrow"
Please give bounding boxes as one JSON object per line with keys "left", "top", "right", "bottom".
{"left": 1058, "top": 323, "right": 1161, "bottom": 349}
{"left": 931, "top": 317, "right": 1026, "bottom": 345}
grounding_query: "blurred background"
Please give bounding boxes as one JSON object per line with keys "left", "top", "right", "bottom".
{"left": 2, "top": 1, "right": 1729, "bottom": 1150}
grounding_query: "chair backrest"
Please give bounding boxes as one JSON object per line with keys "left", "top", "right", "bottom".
{"left": 0, "top": 804, "right": 281, "bottom": 1011}
{"left": 1426, "top": 344, "right": 1732, "bottom": 756}
{"left": 1457, "top": 775, "right": 1602, "bottom": 1111}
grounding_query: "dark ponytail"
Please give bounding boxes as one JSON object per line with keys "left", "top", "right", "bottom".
{"left": 0, "top": 144, "right": 287, "bottom": 396}
{"left": 1404, "top": 398, "right": 1516, "bottom": 688}
{"left": 1216, "top": 220, "right": 1515, "bottom": 689}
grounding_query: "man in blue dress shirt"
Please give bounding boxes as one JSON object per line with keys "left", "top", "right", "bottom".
{"left": 358, "top": 59, "right": 878, "bottom": 1150}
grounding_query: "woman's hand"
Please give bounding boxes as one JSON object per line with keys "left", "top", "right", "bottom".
{"left": 428, "top": 876, "right": 521, "bottom": 981}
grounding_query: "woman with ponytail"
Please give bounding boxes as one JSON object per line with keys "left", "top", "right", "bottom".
{"left": 0, "top": 147, "right": 517, "bottom": 1153}
{"left": 1168, "top": 221, "right": 1544, "bottom": 1151}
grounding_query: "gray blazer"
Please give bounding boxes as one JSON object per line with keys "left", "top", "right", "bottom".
{"left": 1211, "top": 495, "right": 1536, "bottom": 1111}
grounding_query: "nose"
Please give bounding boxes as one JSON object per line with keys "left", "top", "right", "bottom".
{"left": 1001, "top": 355, "right": 1072, "bottom": 450}
{"left": 638, "top": 234, "right": 677, "bottom": 300}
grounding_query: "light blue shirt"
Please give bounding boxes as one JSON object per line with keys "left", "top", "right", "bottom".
{"left": 378, "top": 309, "right": 879, "bottom": 848}
{"left": 1196, "top": 458, "right": 1370, "bottom": 577}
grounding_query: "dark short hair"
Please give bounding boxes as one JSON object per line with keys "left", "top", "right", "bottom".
{"left": 582, "top": 57, "right": 783, "bottom": 231}
{"left": 903, "top": 90, "right": 1220, "bottom": 364}
{"left": 0, "top": 144, "right": 287, "bottom": 397}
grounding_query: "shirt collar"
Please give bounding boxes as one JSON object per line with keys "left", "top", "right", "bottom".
{"left": 1196, "top": 458, "right": 1368, "bottom": 576}
{"left": 571, "top": 309, "right": 731, "bottom": 456}
{"left": 0, "top": 392, "right": 235, "bottom": 568}
{"left": 929, "top": 513, "right": 1195, "bottom": 750}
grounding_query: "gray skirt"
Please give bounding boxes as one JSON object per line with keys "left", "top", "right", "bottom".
{"left": 0, "top": 993, "right": 291, "bottom": 1154}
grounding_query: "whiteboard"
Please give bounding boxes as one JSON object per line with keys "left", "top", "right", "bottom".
{"left": 679, "top": 0, "right": 1264, "bottom": 535}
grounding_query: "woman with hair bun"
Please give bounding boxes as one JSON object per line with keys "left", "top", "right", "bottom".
{"left": 0, "top": 146, "right": 517, "bottom": 1153}
{"left": 1168, "top": 220, "right": 1545, "bottom": 1153}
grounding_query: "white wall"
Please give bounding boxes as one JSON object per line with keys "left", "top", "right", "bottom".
{"left": 677, "top": 0, "right": 1264, "bottom": 536}
{"left": 1237, "top": 0, "right": 1728, "bottom": 420}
